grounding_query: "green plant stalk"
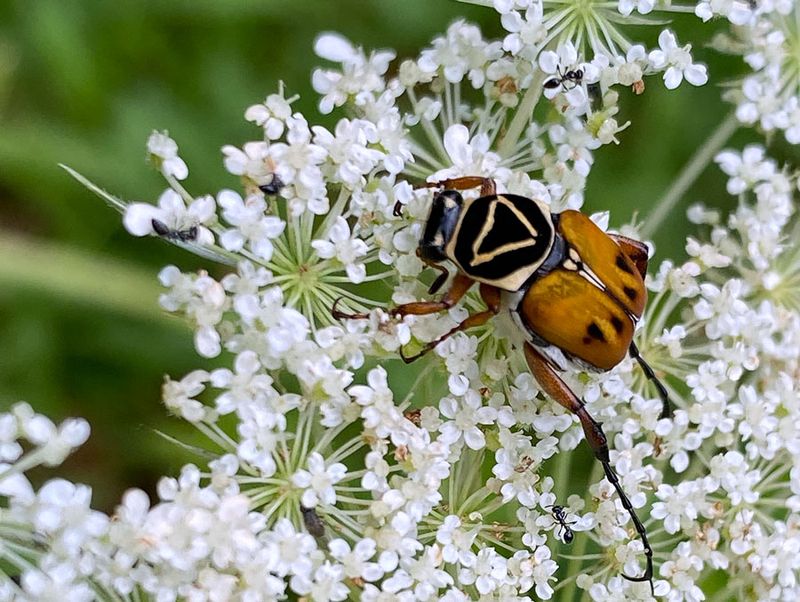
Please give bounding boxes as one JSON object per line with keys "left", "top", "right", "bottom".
{"left": 497, "top": 71, "right": 547, "bottom": 159}
{"left": 641, "top": 112, "right": 739, "bottom": 239}
{"left": 0, "top": 230, "right": 181, "bottom": 327}
{"left": 559, "top": 461, "right": 603, "bottom": 602}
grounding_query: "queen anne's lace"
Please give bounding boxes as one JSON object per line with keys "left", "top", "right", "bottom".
{"left": 6, "top": 2, "right": 800, "bottom": 600}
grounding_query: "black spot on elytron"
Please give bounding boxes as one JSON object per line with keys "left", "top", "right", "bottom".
{"left": 586, "top": 322, "right": 606, "bottom": 343}
{"left": 623, "top": 286, "right": 638, "bottom": 300}
{"left": 616, "top": 254, "right": 634, "bottom": 274}
{"left": 611, "top": 316, "right": 624, "bottom": 334}
{"left": 582, "top": 337, "right": 592, "bottom": 345}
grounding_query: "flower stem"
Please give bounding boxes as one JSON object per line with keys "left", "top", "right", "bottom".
{"left": 559, "top": 461, "right": 603, "bottom": 602}
{"left": 497, "top": 72, "right": 546, "bottom": 159}
{"left": 641, "top": 112, "right": 739, "bottom": 239}
{"left": 0, "top": 230, "right": 177, "bottom": 326}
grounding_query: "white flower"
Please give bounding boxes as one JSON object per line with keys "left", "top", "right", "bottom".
{"left": 311, "top": 217, "right": 369, "bottom": 284}
{"left": 222, "top": 141, "right": 273, "bottom": 184}
{"left": 618, "top": 0, "right": 655, "bottom": 16}
{"left": 648, "top": 30, "right": 708, "bottom": 89}
{"left": 123, "top": 188, "right": 215, "bottom": 244}
{"left": 245, "top": 90, "right": 296, "bottom": 139}
{"left": 418, "top": 21, "right": 502, "bottom": 88}
{"left": 312, "top": 33, "right": 394, "bottom": 114}
{"left": 432, "top": 124, "right": 508, "bottom": 183}
{"left": 268, "top": 115, "right": 329, "bottom": 216}
{"left": 217, "top": 189, "right": 286, "bottom": 260}
{"left": 162, "top": 369, "right": 211, "bottom": 422}
{"left": 292, "top": 452, "right": 348, "bottom": 507}
{"left": 328, "top": 538, "right": 384, "bottom": 582}
{"left": 439, "top": 390, "right": 498, "bottom": 450}
{"left": 695, "top": 0, "right": 752, "bottom": 24}
{"left": 147, "top": 130, "right": 188, "bottom": 180}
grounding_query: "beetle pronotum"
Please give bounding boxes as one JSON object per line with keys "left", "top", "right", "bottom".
{"left": 333, "top": 176, "right": 671, "bottom": 593}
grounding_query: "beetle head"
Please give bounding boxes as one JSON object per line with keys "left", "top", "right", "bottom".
{"left": 418, "top": 189, "right": 463, "bottom": 263}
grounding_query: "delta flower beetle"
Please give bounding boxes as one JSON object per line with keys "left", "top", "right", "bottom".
{"left": 334, "top": 175, "right": 671, "bottom": 594}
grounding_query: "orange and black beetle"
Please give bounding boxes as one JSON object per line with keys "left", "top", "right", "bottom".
{"left": 334, "top": 176, "right": 670, "bottom": 592}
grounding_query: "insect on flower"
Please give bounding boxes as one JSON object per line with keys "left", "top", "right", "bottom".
{"left": 300, "top": 504, "right": 326, "bottom": 540}
{"left": 549, "top": 504, "right": 576, "bottom": 544}
{"left": 334, "top": 176, "right": 672, "bottom": 593}
{"left": 544, "top": 67, "right": 584, "bottom": 91}
{"left": 151, "top": 219, "right": 198, "bottom": 242}
{"left": 258, "top": 173, "right": 285, "bottom": 196}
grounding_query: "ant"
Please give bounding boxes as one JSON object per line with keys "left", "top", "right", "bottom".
{"left": 259, "top": 174, "right": 285, "bottom": 196}
{"left": 544, "top": 67, "right": 584, "bottom": 92}
{"left": 151, "top": 219, "right": 198, "bottom": 242}
{"left": 549, "top": 505, "right": 577, "bottom": 544}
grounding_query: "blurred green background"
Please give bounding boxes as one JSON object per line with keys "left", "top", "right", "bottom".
{"left": 0, "top": 0, "right": 783, "bottom": 512}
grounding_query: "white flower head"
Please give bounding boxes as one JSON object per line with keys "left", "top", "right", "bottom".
{"left": 649, "top": 30, "right": 709, "bottom": 90}
{"left": 123, "top": 188, "right": 215, "bottom": 244}
{"left": 147, "top": 130, "right": 188, "bottom": 180}
{"left": 292, "top": 452, "right": 348, "bottom": 507}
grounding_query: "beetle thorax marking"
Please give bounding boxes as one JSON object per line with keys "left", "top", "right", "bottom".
{"left": 470, "top": 197, "right": 540, "bottom": 266}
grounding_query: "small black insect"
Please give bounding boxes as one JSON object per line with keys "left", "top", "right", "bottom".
{"left": 259, "top": 174, "right": 285, "bottom": 196}
{"left": 544, "top": 67, "right": 584, "bottom": 92}
{"left": 151, "top": 219, "right": 198, "bottom": 242}
{"left": 550, "top": 505, "right": 577, "bottom": 544}
{"left": 300, "top": 505, "right": 326, "bottom": 539}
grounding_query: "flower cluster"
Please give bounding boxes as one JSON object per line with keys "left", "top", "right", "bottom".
{"left": 712, "top": 1, "right": 800, "bottom": 143}
{"left": 5, "top": 0, "right": 800, "bottom": 600}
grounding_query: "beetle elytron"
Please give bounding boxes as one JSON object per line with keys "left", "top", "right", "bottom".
{"left": 333, "top": 176, "right": 670, "bottom": 593}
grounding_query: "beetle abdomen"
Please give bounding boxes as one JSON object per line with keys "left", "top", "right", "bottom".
{"left": 446, "top": 194, "right": 554, "bottom": 292}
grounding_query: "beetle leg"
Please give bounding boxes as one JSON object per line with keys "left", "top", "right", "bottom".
{"left": 418, "top": 176, "right": 497, "bottom": 197}
{"left": 416, "top": 250, "right": 450, "bottom": 295}
{"left": 400, "top": 310, "right": 494, "bottom": 363}
{"left": 629, "top": 342, "right": 672, "bottom": 419}
{"left": 331, "top": 273, "right": 474, "bottom": 320}
{"left": 400, "top": 284, "right": 501, "bottom": 362}
{"left": 523, "top": 343, "right": 655, "bottom": 594}
{"left": 608, "top": 233, "right": 649, "bottom": 280}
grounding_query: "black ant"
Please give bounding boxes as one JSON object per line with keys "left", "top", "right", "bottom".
{"left": 151, "top": 219, "right": 198, "bottom": 242}
{"left": 549, "top": 505, "right": 577, "bottom": 544}
{"left": 544, "top": 67, "right": 584, "bottom": 92}
{"left": 259, "top": 174, "right": 285, "bottom": 196}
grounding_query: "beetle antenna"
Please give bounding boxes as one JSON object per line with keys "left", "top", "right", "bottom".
{"left": 629, "top": 342, "right": 672, "bottom": 419}
{"left": 601, "top": 461, "right": 655, "bottom": 595}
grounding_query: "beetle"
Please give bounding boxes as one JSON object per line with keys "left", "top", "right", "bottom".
{"left": 549, "top": 504, "right": 577, "bottom": 545}
{"left": 333, "top": 176, "right": 671, "bottom": 593}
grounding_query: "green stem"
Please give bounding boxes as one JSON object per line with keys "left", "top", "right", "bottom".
{"left": 0, "top": 230, "right": 180, "bottom": 326}
{"left": 559, "top": 461, "right": 603, "bottom": 602}
{"left": 497, "top": 72, "right": 546, "bottom": 159}
{"left": 641, "top": 112, "right": 739, "bottom": 239}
